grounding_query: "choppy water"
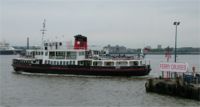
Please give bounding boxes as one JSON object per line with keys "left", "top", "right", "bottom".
{"left": 0, "top": 55, "right": 200, "bottom": 106}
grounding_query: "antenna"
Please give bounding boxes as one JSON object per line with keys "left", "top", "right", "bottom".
{"left": 40, "top": 19, "right": 47, "bottom": 49}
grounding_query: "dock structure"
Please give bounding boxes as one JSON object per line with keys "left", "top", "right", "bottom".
{"left": 145, "top": 73, "right": 200, "bottom": 101}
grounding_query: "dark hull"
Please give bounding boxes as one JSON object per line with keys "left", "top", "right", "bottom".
{"left": 12, "top": 64, "right": 151, "bottom": 76}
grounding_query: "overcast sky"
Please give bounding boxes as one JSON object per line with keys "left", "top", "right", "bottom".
{"left": 1, "top": 0, "right": 199, "bottom": 48}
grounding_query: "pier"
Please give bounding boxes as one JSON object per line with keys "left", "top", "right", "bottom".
{"left": 145, "top": 72, "right": 200, "bottom": 101}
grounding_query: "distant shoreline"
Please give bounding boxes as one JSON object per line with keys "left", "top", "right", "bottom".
{"left": 110, "top": 52, "right": 200, "bottom": 55}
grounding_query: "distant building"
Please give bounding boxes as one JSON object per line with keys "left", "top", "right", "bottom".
{"left": 103, "top": 44, "right": 127, "bottom": 53}
{"left": 157, "top": 45, "right": 162, "bottom": 49}
{"left": 127, "top": 48, "right": 137, "bottom": 53}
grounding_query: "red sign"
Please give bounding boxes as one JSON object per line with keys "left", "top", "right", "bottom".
{"left": 160, "top": 62, "right": 188, "bottom": 72}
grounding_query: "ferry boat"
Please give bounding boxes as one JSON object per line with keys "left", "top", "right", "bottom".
{"left": 12, "top": 21, "right": 151, "bottom": 76}
{"left": 12, "top": 34, "right": 151, "bottom": 76}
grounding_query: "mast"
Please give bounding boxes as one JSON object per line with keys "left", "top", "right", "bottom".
{"left": 40, "top": 19, "right": 47, "bottom": 49}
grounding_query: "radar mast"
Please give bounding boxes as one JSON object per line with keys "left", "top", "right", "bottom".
{"left": 40, "top": 19, "right": 47, "bottom": 49}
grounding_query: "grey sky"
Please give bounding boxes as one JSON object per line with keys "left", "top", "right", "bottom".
{"left": 1, "top": 0, "right": 199, "bottom": 48}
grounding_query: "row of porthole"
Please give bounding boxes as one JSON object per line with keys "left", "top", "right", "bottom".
{"left": 44, "top": 42, "right": 62, "bottom": 46}
{"left": 45, "top": 60, "right": 76, "bottom": 65}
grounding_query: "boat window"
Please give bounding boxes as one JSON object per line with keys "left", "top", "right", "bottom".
{"left": 73, "top": 61, "right": 75, "bottom": 65}
{"left": 49, "top": 52, "right": 55, "bottom": 59}
{"left": 56, "top": 51, "right": 65, "bottom": 59}
{"left": 78, "top": 61, "right": 83, "bottom": 65}
{"left": 79, "top": 52, "right": 85, "bottom": 56}
{"left": 69, "top": 61, "right": 72, "bottom": 65}
{"left": 116, "top": 61, "right": 128, "bottom": 66}
{"left": 129, "top": 61, "right": 139, "bottom": 66}
{"left": 32, "top": 51, "right": 35, "bottom": 56}
{"left": 57, "top": 61, "right": 59, "bottom": 65}
{"left": 54, "top": 61, "right": 56, "bottom": 65}
{"left": 93, "top": 51, "right": 99, "bottom": 55}
{"left": 134, "top": 61, "right": 138, "bottom": 66}
{"left": 93, "top": 62, "right": 97, "bottom": 66}
{"left": 66, "top": 52, "right": 77, "bottom": 59}
{"left": 129, "top": 61, "right": 134, "bottom": 66}
{"left": 45, "top": 52, "right": 48, "bottom": 56}
{"left": 79, "top": 61, "right": 91, "bottom": 66}
{"left": 94, "top": 61, "right": 102, "bottom": 66}
{"left": 104, "top": 61, "right": 114, "bottom": 66}
{"left": 60, "top": 61, "right": 62, "bottom": 65}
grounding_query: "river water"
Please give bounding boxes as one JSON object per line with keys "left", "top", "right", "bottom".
{"left": 0, "top": 55, "right": 200, "bottom": 106}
